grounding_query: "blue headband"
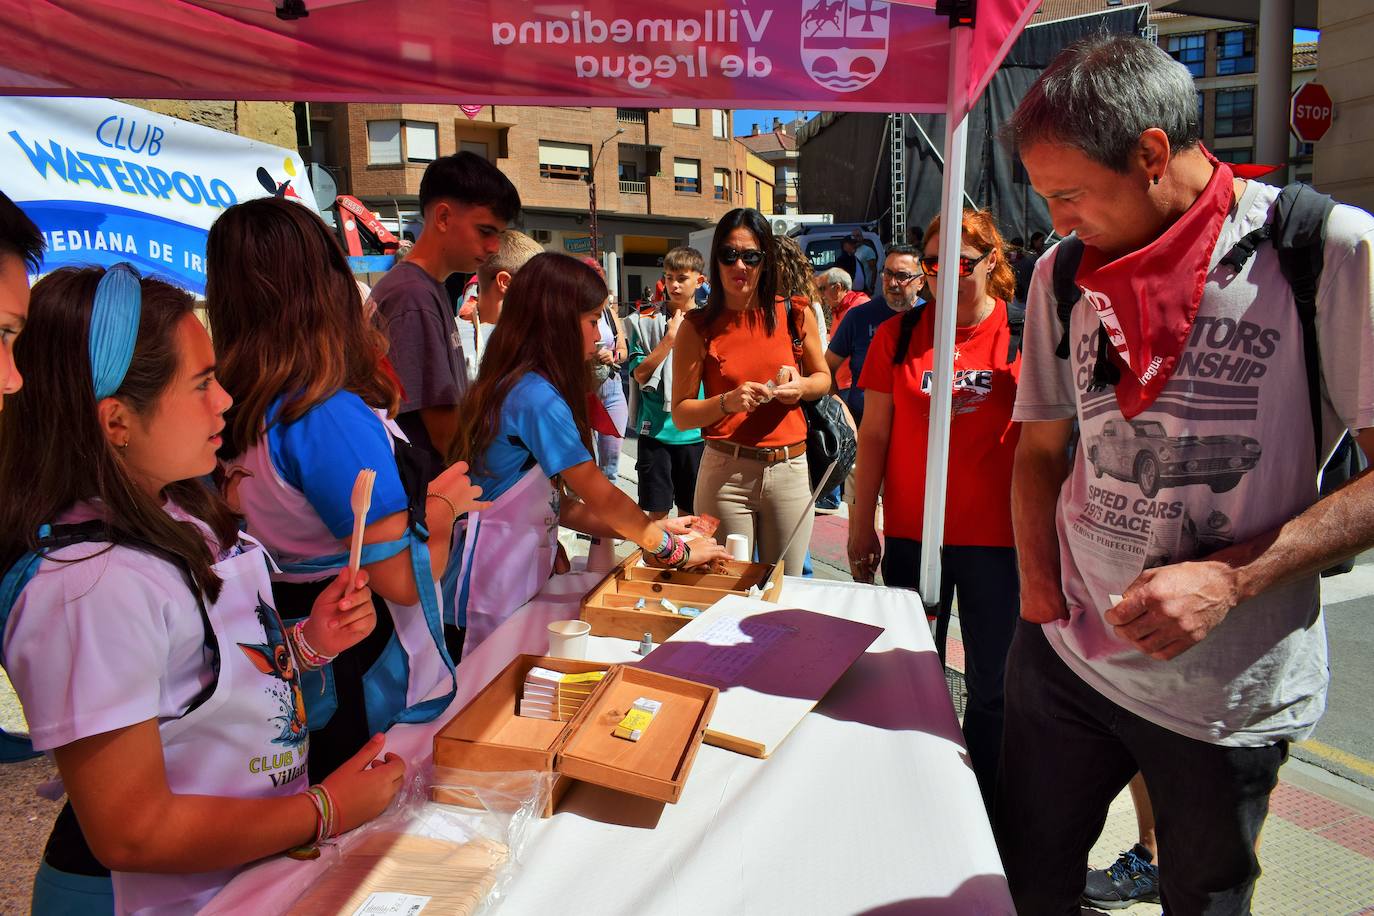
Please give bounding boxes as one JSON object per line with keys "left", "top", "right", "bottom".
{"left": 88, "top": 263, "right": 142, "bottom": 400}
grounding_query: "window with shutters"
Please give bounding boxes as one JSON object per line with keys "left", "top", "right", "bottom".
{"left": 674, "top": 158, "right": 701, "bottom": 193}
{"left": 538, "top": 140, "right": 592, "bottom": 180}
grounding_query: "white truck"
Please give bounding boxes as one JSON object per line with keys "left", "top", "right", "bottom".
{"left": 686, "top": 212, "right": 836, "bottom": 262}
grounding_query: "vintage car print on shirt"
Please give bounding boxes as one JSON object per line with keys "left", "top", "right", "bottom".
{"left": 1087, "top": 418, "right": 1262, "bottom": 498}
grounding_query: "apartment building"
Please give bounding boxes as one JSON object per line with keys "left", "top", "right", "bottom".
{"left": 1154, "top": 13, "right": 1316, "bottom": 183}
{"left": 306, "top": 104, "right": 742, "bottom": 301}
{"left": 737, "top": 117, "right": 802, "bottom": 214}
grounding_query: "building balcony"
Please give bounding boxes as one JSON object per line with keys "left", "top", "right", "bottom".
{"left": 616, "top": 108, "right": 648, "bottom": 124}
{"left": 619, "top": 179, "right": 647, "bottom": 194}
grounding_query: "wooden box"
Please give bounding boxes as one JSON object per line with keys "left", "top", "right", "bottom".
{"left": 433, "top": 654, "right": 717, "bottom": 815}
{"left": 580, "top": 549, "right": 785, "bottom": 642}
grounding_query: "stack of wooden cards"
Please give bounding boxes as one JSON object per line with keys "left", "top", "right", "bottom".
{"left": 519, "top": 667, "right": 605, "bottom": 721}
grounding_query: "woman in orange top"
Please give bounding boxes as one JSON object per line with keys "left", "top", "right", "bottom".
{"left": 671, "top": 209, "right": 830, "bottom": 574}
{"left": 849, "top": 208, "right": 1021, "bottom": 809}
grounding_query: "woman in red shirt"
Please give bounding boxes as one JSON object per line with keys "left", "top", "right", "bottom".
{"left": 672, "top": 208, "right": 830, "bottom": 574}
{"left": 849, "top": 208, "right": 1021, "bottom": 808}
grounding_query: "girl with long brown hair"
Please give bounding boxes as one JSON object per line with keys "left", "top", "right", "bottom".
{"left": 848, "top": 207, "right": 1022, "bottom": 808}
{"left": 450, "top": 252, "right": 726, "bottom": 654}
{"left": 0, "top": 265, "right": 400, "bottom": 914}
{"left": 206, "top": 197, "right": 485, "bottom": 782}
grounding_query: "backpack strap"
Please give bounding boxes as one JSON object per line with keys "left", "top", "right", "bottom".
{"left": 891, "top": 307, "right": 924, "bottom": 365}
{"left": 1218, "top": 182, "right": 1334, "bottom": 464}
{"left": 1048, "top": 236, "right": 1119, "bottom": 390}
{"left": 1052, "top": 235, "right": 1085, "bottom": 360}
{"left": 787, "top": 295, "right": 808, "bottom": 362}
{"left": 1004, "top": 300, "right": 1026, "bottom": 364}
{"left": 1274, "top": 183, "right": 1335, "bottom": 465}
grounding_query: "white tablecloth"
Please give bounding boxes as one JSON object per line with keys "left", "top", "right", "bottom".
{"left": 205, "top": 574, "right": 1011, "bottom": 915}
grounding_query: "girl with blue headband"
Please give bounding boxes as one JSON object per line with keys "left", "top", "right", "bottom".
{"left": 207, "top": 197, "right": 486, "bottom": 782}
{"left": 0, "top": 266, "right": 406, "bottom": 914}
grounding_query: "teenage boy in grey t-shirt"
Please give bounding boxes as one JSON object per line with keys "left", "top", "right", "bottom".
{"left": 997, "top": 35, "right": 1374, "bottom": 916}
{"left": 368, "top": 152, "right": 520, "bottom": 483}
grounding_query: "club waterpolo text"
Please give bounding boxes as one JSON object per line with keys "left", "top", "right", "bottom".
{"left": 8, "top": 117, "right": 238, "bottom": 211}
{"left": 492, "top": 9, "right": 778, "bottom": 88}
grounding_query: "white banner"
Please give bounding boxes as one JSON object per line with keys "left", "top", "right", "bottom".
{"left": 0, "top": 97, "right": 316, "bottom": 295}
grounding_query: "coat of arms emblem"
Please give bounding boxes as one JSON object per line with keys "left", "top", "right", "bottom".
{"left": 800, "top": 0, "right": 890, "bottom": 92}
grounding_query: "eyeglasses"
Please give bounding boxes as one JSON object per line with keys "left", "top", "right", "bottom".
{"left": 918, "top": 250, "right": 991, "bottom": 278}
{"left": 718, "top": 247, "right": 764, "bottom": 267}
{"left": 881, "top": 269, "right": 922, "bottom": 285}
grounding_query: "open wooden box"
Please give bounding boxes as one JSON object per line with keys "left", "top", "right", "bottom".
{"left": 434, "top": 654, "right": 717, "bottom": 816}
{"left": 580, "top": 549, "right": 785, "bottom": 642}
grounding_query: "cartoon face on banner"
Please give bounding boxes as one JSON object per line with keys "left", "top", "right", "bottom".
{"left": 801, "top": 0, "right": 890, "bottom": 93}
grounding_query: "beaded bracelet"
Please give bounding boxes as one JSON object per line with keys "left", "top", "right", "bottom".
{"left": 292, "top": 619, "right": 335, "bottom": 671}
{"left": 426, "top": 491, "right": 459, "bottom": 523}
{"left": 287, "top": 784, "right": 339, "bottom": 860}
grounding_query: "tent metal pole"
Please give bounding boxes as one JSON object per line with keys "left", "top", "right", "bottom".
{"left": 918, "top": 22, "right": 974, "bottom": 608}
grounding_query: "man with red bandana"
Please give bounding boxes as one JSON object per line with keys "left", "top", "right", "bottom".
{"left": 997, "top": 34, "right": 1374, "bottom": 916}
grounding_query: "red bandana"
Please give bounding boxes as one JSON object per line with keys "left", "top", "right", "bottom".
{"left": 1075, "top": 155, "right": 1235, "bottom": 418}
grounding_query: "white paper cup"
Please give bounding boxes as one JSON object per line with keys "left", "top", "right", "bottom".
{"left": 725, "top": 533, "right": 750, "bottom": 562}
{"left": 587, "top": 536, "right": 616, "bottom": 573}
{"left": 547, "top": 619, "right": 591, "bottom": 659}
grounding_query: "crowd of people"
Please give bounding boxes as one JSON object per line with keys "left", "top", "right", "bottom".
{"left": 0, "top": 32, "right": 1371, "bottom": 916}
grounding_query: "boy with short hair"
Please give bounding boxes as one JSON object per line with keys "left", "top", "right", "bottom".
{"left": 626, "top": 246, "right": 706, "bottom": 519}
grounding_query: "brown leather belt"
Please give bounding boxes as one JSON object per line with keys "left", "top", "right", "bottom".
{"left": 706, "top": 439, "right": 807, "bottom": 465}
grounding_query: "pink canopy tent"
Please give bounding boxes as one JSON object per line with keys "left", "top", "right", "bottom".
{"left": 1, "top": 0, "right": 1041, "bottom": 603}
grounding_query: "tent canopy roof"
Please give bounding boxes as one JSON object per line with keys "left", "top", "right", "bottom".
{"left": 3, "top": 0, "right": 1035, "bottom": 113}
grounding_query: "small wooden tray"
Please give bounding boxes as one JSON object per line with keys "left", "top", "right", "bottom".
{"left": 580, "top": 550, "right": 784, "bottom": 642}
{"left": 558, "top": 665, "right": 716, "bottom": 804}
{"left": 434, "top": 655, "right": 717, "bottom": 814}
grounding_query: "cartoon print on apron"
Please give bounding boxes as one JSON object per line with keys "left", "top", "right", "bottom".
{"left": 226, "top": 410, "right": 456, "bottom": 740}
{"left": 1, "top": 528, "right": 307, "bottom": 916}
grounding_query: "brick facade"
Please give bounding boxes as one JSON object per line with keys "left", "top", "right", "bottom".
{"left": 314, "top": 103, "right": 743, "bottom": 225}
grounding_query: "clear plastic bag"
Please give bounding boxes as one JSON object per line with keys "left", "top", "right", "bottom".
{"left": 284, "top": 766, "right": 554, "bottom": 916}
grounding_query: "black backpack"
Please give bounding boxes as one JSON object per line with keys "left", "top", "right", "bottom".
{"left": 1049, "top": 182, "right": 1355, "bottom": 573}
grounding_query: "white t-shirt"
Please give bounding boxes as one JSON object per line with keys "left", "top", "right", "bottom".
{"left": 1013, "top": 181, "right": 1374, "bottom": 746}
{"left": 3, "top": 503, "right": 220, "bottom": 751}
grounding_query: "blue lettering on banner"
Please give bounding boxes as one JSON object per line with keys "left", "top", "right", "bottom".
{"left": 96, "top": 116, "right": 163, "bottom": 156}
{"left": 23, "top": 199, "right": 214, "bottom": 295}
{"left": 8, "top": 130, "right": 238, "bottom": 211}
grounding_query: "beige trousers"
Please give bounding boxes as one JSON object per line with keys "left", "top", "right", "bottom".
{"left": 694, "top": 446, "right": 814, "bottom": 575}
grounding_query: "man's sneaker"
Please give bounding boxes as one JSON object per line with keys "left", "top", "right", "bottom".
{"left": 1082, "top": 843, "right": 1160, "bottom": 909}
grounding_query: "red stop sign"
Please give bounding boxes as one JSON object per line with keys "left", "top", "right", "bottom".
{"left": 1291, "top": 82, "right": 1334, "bottom": 143}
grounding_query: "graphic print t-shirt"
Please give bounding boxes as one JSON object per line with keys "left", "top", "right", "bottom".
{"left": 1013, "top": 180, "right": 1374, "bottom": 746}
{"left": 860, "top": 300, "right": 1020, "bottom": 546}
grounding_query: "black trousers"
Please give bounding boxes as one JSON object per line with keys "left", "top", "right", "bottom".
{"left": 882, "top": 539, "right": 1019, "bottom": 810}
{"left": 994, "top": 619, "right": 1287, "bottom": 916}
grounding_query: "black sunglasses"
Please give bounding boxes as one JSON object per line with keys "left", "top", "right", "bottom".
{"left": 918, "top": 250, "right": 991, "bottom": 278}
{"left": 719, "top": 246, "right": 765, "bottom": 267}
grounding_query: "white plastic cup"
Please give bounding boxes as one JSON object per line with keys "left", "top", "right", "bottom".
{"left": 587, "top": 536, "right": 616, "bottom": 573}
{"left": 725, "top": 533, "right": 750, "bottom": 562}
{"left": 547, "top": 619, "right": 591, "bottom": 659}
